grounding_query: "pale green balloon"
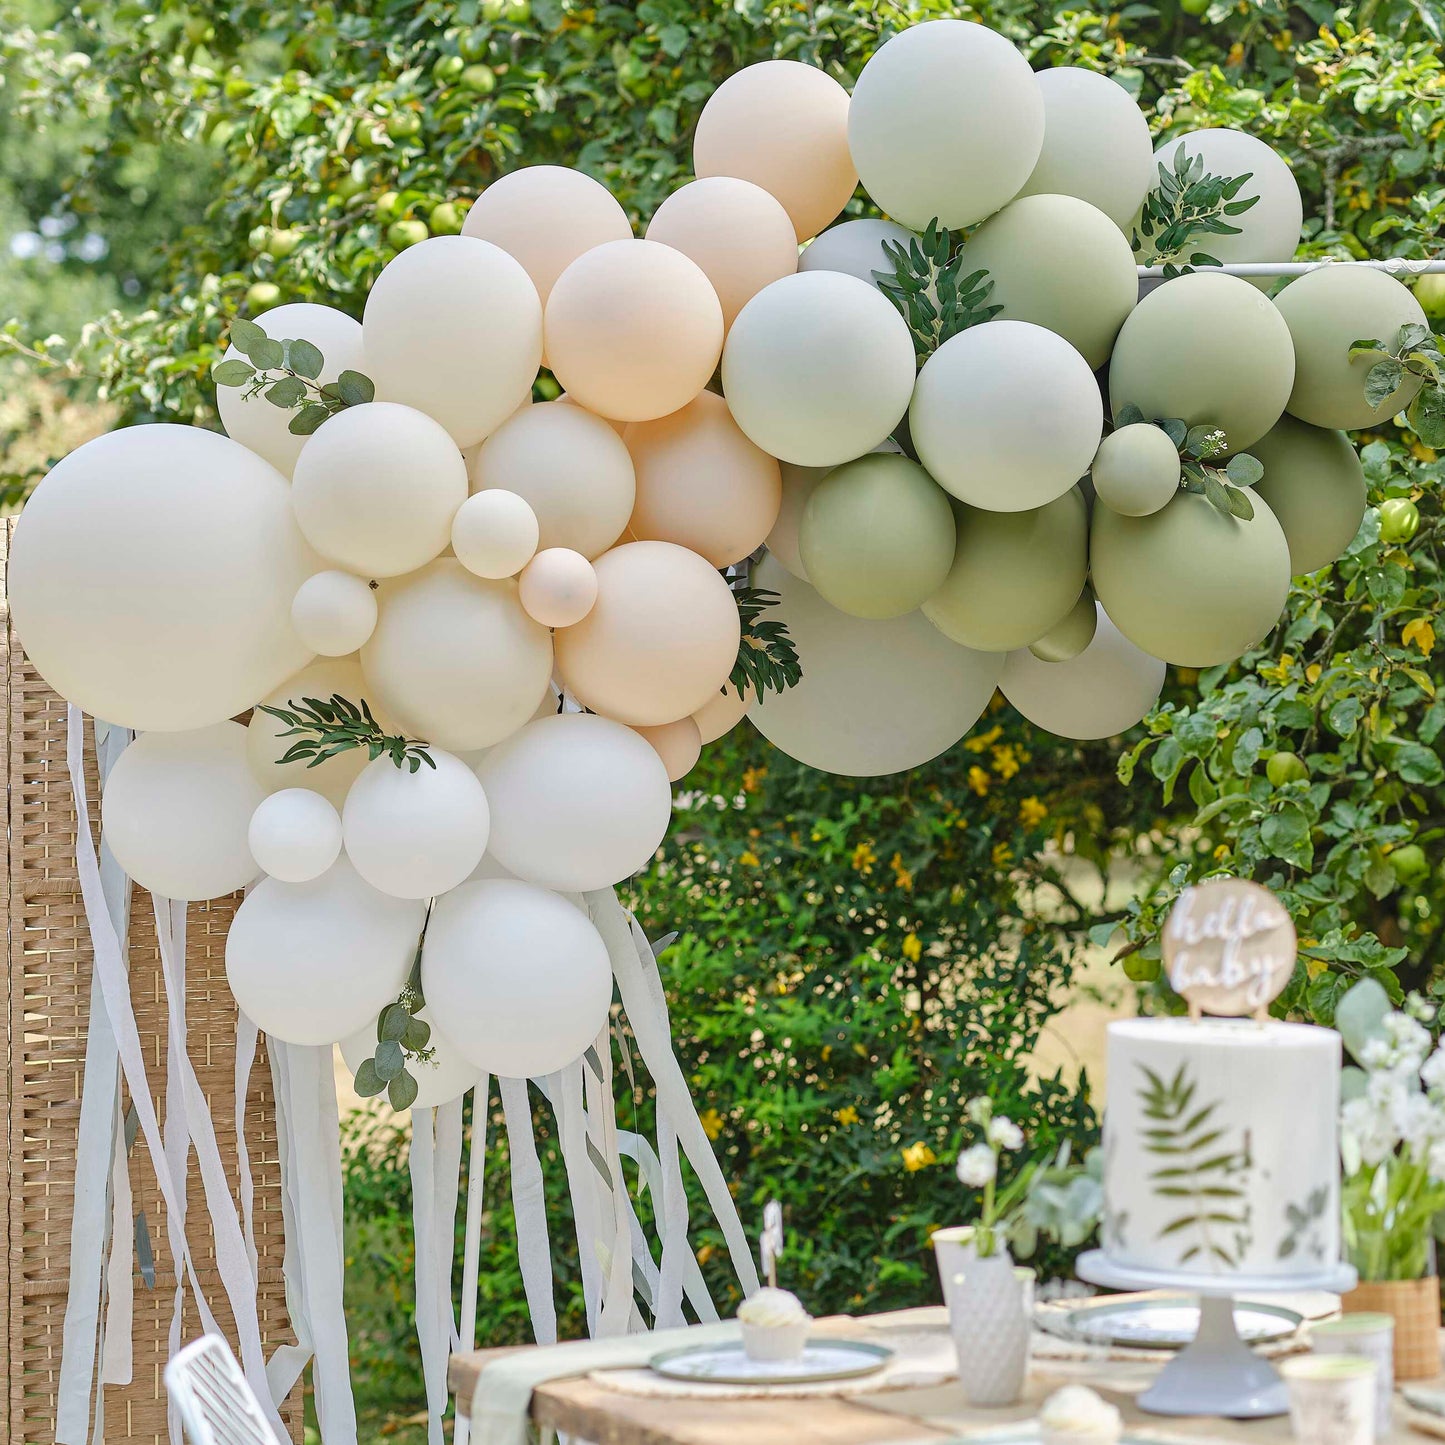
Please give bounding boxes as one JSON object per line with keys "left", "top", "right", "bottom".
{"left": 961, "top": 194, "right": 1137, "bottom": 369}
{"left": 799, "top": 453, "right": 956, "bottom": 619}
{"left": 921, "top": 488, "right": 1088, "bottom": 652}
{"left": 1108, "top": 272, "right": 1295, "bottom": 454}
{"left": 1273, "top": 265, "right": 1427, "bottom": 431}
{"left": 1090, "top": 488, "right": 1291, "bottom": 666}
{"left": 1091, "top": 423, "right": 1181, "bottom": 517}
{"left": 1029, "top": 585, "right": 1098, "bottom": 661}
{"left": 1250, "top": 414, "right": 1366, "bottom": 575}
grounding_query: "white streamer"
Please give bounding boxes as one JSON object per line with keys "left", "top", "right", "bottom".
{"left": 498, "top": 1077, "right": 557, "bottom": 1344}
{"left": 453, "top": 1078, "right": 490, "bottom": 1445}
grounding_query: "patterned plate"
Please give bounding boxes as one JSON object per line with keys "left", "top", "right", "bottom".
{"left": 1054, "top": 1298, "right": 1303, "bottom": 1350}
{"left": 649, "top": 1338, "right": 892, "bottom": 1385}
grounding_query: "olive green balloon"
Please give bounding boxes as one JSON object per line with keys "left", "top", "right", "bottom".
{"left": 1091, "top": 423, "right": 1181, "bottom": 517}
{"left": 1090, "top": 488, "right": 1291, "bottom": 666}
{"left": 1250, "top": 414, "right": 1366, "bottom": 575}
{"left": 922, "top": 488, "right": 1088, "bottom": 652}
{"left": 799, "top": 453, "right": 956, "bottom": 619}
{"left": 961, "top": 194, "right": 1137, "bottom": 369}
{"left": 1108, "top": 272, "right": 1295, "bottom": 454}
{"left": 1029, "top": 585, "right": 1098, "bottom": 661}
{"left": 1273, "top": 265, "right": 1427, "bottom": 431}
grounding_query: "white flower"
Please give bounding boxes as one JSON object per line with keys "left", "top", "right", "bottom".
{"left": 987, "top": 1116, "right": 1024, "bottom": 1152}
{"left": 1342, "top": 1094, "right": 1400, "bottom": 1168}
{"left": 1429, "top": 1137, "right": 1445, "bottom": 1183}
{"left": 956, "top": 1142, "right": 997, "bottom": 1188}
{"left": 965, "top": 1097, "right": 993, "bottom": 1127}
{"left": 1421, "top": 1046, "right": 1445, "bottom": 1096}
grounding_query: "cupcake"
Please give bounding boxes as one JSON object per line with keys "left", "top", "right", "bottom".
{"left": 737, "top": 1286, "right": 811, "bottom": 1362}
{"left": 1038, "top": 1385, "right": 1123, "bottom": 1445}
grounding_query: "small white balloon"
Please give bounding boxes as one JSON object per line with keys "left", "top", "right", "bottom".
{"left": 290, "top": 571, "right": 378, "bottom": 656}
{"left": 452, "top": 490, "right": 540, "bottom": 580}
{"left": 340, "top": 1006, "right": 484, "bottom": 1111}
{"left": 248, "top": 788, "right": 343, "bottom": 883}
{"left": 421, "top": 878, "right": 613, "bottom": 1078}
{"left": 518, "top": 548, "right": 597, "bottom": 628}
{"left": 342, "top": 749, "right": 491, "bottom": 899}
{"left": 632, "top": 717, "right": 702, "bottom": 782}
{"left": 799, "top": 218, "right": 918, "bottom": 288}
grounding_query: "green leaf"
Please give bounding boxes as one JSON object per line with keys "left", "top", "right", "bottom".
{"left": 353, "top": 1058, "right": 386, "bottom": 1097}
{"left": 1203, "top": 471, "right": 1233, "bottom": 517}
{"left": 289, "top": 403, "right": 331, "bottom": 435}
{"left": 1225, "top": 452, "right": 1263, "bottom": 486}
{"left": 1335, "top": 977, "right": 1392, "bottom": 1063}
{"left": 379, "top": 1003, "right": 412, "bottom": 1042}
{"left": 337, "top": 369, "right": 376, "bottom": 406}
{"left": 1389, "top": 741, "right": 1444, "bottom": 786}
{"left": 211, "top": 358, "right": 255, "bottom": 386}
{"left": 1260, "top": 803, "right": 1312, "bottom": 865}
{"left": 1158, "top": 417, "right": 1188, "bottom": 449}
{"left": 374, "top": 1039, "right": 405, "bottom": 1081}
{"left": 388, "top": 1070, "right": 420, "bottom": 1111}
{"left": 246, "top": 335, "right": 285, "bottom": 370}
{"left": 1364, "top": 358, "right": 1404, "bottom": 411}
{"left": 287, "top": 337, "right": 325, "bottom": 379}
{"left": 402, "top": 1017, "right": 432, "bottom": 1052}
{"left": 229, "top": 316, "right": 267, "bottom": 353}
{"left": 1114, "top": 403, "right": 1145, "bottom": 428}
{"left": 1224, "top": 484, "right": 1254, "bottom": 520}
{"left": 1407, "top": 386, "right": 1445, "bottom": 448}
{"left": 265, "top": 376, "right": 307, "bottom": 408}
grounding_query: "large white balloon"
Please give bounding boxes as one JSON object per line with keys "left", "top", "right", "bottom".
{"left": 1000, "top": 604, "right": 1165, "bottom": 740}
{"left": 477, "top": 713, "right": 672, "bottom": 892}
{"left": 362, "top": 236, "right": 543, "bottom": 448}
{"left": 800, "top": 219, "right": 918, "bottom": 288}
{"left": 747, "top": 554, "right": 1003, "bottom": 777}
{"left": 102, "top": 722, "right": 264, "bottom": 900}
{"left": 340, "top": 1006, "right": 484, "bottom": 1111}
{"left": 248, "top": 788, "right": 342, "bottom": 883}
{"left": 9, "top": 426, "right": 316, "bottom": 731}
{"left": 420, "top": 879, "right": 613, "bottom": 1078}
{"left": 342, "top": 750, "right": 491, "bottom": 899}
{"left": 225, "top": 858, "right": 425, "bottom": 1045}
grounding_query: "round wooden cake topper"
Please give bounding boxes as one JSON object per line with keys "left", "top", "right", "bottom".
{"left": 1163, "top": 877, "right": 1296, "bottom": 1020}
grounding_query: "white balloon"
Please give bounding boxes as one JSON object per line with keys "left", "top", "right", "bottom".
{"left": 1000, "top": 604, "right": 1165, "bottom": 740}
{"left": 216, "top": 303, "right": 365, "bottom": 476}
{"left": 362, "top": 235, "right": 543, "bottom": 448}
{"left": 421, "top": 879, "right": 613, "bottom": 1078}
{"left": 9, "top": 425, "right": 316, "bottom": 731}
{"left": 477, "top": 713, "right": 672, "bottom": 892}
{"left": 518, "top": 548, "right": 597, "bottom": 628}
{"left": 290, "top": 402, "right": 466, "bottom": 578}
{"left": 248, "top": 788, "right": 342, "bottom": 883}
{"left": 290, "top": 571, "right": 378, "bottom": 656}
{"left": 225, "top": 858, "right": 425, "bottom": 1046}
{"left": 799, "top": 218, "right": 918, "bottom": 288}
{"left": 340, "top": 1006, "right": 483, "bottom": 1111}
{"left": 452, "top": 490, "right": 540, "bottom": 579}
{"left": 102, "top": 722, "right": 264, "bottom": 900}
{"left": 747, "top": 554, "right": 1003, "bottom": 777}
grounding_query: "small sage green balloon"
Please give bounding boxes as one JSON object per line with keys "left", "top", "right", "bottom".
{"left": 1250, "top": 414, "right": 1366, "bottom": 575}
{"left": 922, "top": 488, "right": 1088, "bottom": 652}
{"left": 799, "top": 453, "right": 956, "bottom": 619}
{"left": 1090, "top": 488, "right": 1291, "bottom": 666}
{"left": 1029, "top": 586, "right": 1098, "bottom": 661}
{"left": 1108, "top": 272, "right": 1295, "bottom": 454}
{"left": 960, "top": 194, "right": 1137, "bottom": 369}
{"left": 1091, "top": 423, "right": 1182, "bottom": 517}
{"left": 1273, "top": 265, "right": 1427, "bottom": 431}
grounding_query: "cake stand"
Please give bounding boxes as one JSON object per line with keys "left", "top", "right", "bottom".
{"left": 1075, "top": 1250, "right": 1357, "bottom": 1419}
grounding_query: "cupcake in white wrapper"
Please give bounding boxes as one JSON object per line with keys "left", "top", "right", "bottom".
{"left": 1039, "top": 1385, "right": 1123, "bottom": 1445}
{"left": 737, "top": 1287, "right": 811, "bottom": 1362}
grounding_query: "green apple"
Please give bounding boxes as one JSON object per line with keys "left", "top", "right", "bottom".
{"left": 266, "top": 228, "right": 303, "bottom": 259}
{"left": 1122, "top": 953, "right": 1161, "bottom": 984}
{"left": 334, "top": 161, "right": 369, "bottom": 201}
{"left": 374, "top": 190, "right": 404, "bottom": 222}
{"left": 1266, "top": 751, "right": 1309, "bottom": 786}
{"left": 386, "top": 112, "right": 422, "bottom": 140}
{"left": 433, "top": 54, "right": 465, "bottom": 81}
{"left": 1379, "top": 498, "right": 1421, "bottom": 544}
{"left": 248, "top": 224, "right": 273, "bottom": 254}
{"left": 387, "top": 219, "right": 430, "bottom": 250}
{"left": 429, "top": 201, "right": 466, "bottom": 234}
{"left": 1389, "top": 843, "right": 1428, "bottom": 885}
{"left": 245, "top": 281, "right": 282, "bottom": 312}
{"left": 460, "top": 64, "right": 495, "bottom": 94}
{"left": 1412, "top": 275, "right": 1445, "bottom": 320}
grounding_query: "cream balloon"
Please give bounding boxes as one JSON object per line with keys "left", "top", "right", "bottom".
{"left": 799, "top": 219, "right": 918, "bottom": 288}
{"left": 361, "top": 560, "right": 554, "bottom": 751}
{"left": 290, "top": 571, "right": 379, "bottom": 656}
{"left": 721, "top": 271, "right": 916, "bottom": 467}
{"left": 225, "top": 858, "right": 424, "bottom": 1046}
{"left": 477, "top": 713, "right": 672, "bottom": 891}
{"left": 420, "top": 879, "right": 613, "bottom": 1078}
{"left": 469, "top": 400, "right": 635, "bottom": 559}
{"left": 1028, "top": 587, "right": 1098, "bottom": 663}
{"left": 1091, "top": 423, "right": 1182, "bottom": 517}
{"left": 342, "top": 749, "right": 491, "bottom": 899}
{"left": 847, "top": 20, "right": 1044, "bottom": 230}
{"left": 290, "top": 402, "right": 466, "bottom": 577}
{"left": 247, "top": 788, "right": 342, "bottom": 883}
{"left": 9, "top": 425, "right": 315, "bottom": 731}
{"left": 633, "top": 717, "right": 702, "bottom": 782}
{"left": 102, "top": 722, "right": 264, "bottom": 901}
{"left": 766, "top": 462, "right": 831, "bottom": 580}
{"left": 692, "top": 60, "right": 856, "bottom": 243}
{"left": 910, "top": 320, "right": 1103, "bottom": 511}
{"left": 545, "top": 239, "right": 723, "bottom": 423}
{"left": 451, "top": 490, "right": 540, "bottom": 579}
{"left": 362, "top": 235, "right": 542, "bottom": 447}
{"left": 340, "top": 1006, "right": 483, "bottom": 1111}
{"left": 216, "top": 302, "right": 365, "bottom": 476}
{"left": 747, "top": 554, "right": 1003, "bottom": 777}
{"left": 1001, "top": 604, "right": 1165, "bottom": 740}
{"left": 554, "top": 542, "right": 740, "bottom": 727}
{"left": 645, "top": 177, "right": 799, "bottom": 330}
{"left": 461, "top": 164, "right": 632, "bottom": 305}
{"left": 623, "top": 390, "right": 782, "bottom": 567}
{"left": 692, "top": 682, "right": 751, "bottom": 745}
{"left": 1015, "top": 68, "right": 1155, "bottom": 230}
{"left": 1250, "top": 414, "right": 1367, "bottom": 575}
{"left": 517, "top": 548, "right": 597, "bottom": 628}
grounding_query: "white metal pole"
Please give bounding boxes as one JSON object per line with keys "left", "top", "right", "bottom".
{"left": 1137, "top": 257, "right": 1445, "bottom": 278}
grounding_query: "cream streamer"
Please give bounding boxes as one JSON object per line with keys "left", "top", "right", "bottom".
{"left": 498, "top": 1077, "right": 557, "bottom": 1344}
{"left": 453, "top": 1078, "right": 490, "bottom": 1445}
{"left": 580, "top": 1036, "right": 636, "bottom": 1336}
{"left": 264, "top": 1039, "right": 316, "bottom": 1408}
{"left": 410, "top": 1109, "right": 443, "bottom": 1445}
{"left": 549, "top": 1061, "right": 604, "bottom": 1334}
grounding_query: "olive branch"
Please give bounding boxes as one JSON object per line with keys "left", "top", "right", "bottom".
{"left": 211, "top": 317, "right": 375, "bottom": 434}
{"left": 1111, "top": 403, "right": 1262, "bottom": 520}
{"left": 1132, "top": 146, "right": 1260, "bottom": 276}
{"left": 730, "top": 584, "right": 800, "bottom": 700}
{"left": 256, "top": 693, "right": 437, "bottom": 772}
{"left": 1348, "top": 321, "right": 1445, "bottom": 446}
{"left": 872, "top": 219, "right": 1002, "bottom": 367}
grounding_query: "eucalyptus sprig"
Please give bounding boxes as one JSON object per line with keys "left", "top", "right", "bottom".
{"left": 257, "top": 693, "right": 437, "bottom": 772}
{"left": 873, "top": 220, "right": 1002, "bottom": 367}
{"left": 730, "top": 584, "right": 801, "bottom": 700}
{"left": 1349, "top": 322, "right": 1445, "bottom": 446}
{"left": 353, "top": 912, "right": 436, "bottom": 1112}
{"left": 1132, "top": 147, "right": 1260, "bottom": 276}
{"left": 211, "top": 317, "right": 376, "bottom": 435}
{"left": 1112, "top": 403, "right": 1261, "bottom": 520}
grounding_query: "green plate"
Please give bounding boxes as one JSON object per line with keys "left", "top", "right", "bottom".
{"left": 649, "top": 1338, "right": 892, "bottom": 1385}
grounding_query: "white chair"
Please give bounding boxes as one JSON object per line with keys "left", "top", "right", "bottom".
{"left": 163, "top": 1335, "right": 281, "bottom": 1445}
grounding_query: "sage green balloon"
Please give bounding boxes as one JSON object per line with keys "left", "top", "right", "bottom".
{"left": 1029, "top": 585, "right": 1097, "bottom": 661}
{"left": 1250, "top": 414, "right": 1366, "bottom": 575}
{"left": 1273, "top": 265, "right": 1427, "bottom": 431}
{"left": 1090, "top": 488, "right": 1291, "bottom": 666}
{"left": 1108, "top": 272, "right": 1295, "bottom": 454}
{"left": 961, "top": 194, "right": 1137, "bottom": 369}
{"left": 799, "top": 453, "right": 956, "bottom": 619}
{"left": 921, "top": 488, "right": 1088, "bottom": 652}
{"left": 1091, "top": 423, "right": 1181, "bottom": 517}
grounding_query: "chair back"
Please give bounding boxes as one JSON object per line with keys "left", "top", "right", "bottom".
{"left": 163, "top": 1335, "right": 280, "bottom": 1445}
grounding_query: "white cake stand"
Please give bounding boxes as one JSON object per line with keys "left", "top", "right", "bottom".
{"left": 1075, "top": 1250, "right": 1357, "bottom": 1419}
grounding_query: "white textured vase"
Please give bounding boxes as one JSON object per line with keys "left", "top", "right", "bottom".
{"left": 932, "top": 1226, "right": 1033, "bottom": 1406}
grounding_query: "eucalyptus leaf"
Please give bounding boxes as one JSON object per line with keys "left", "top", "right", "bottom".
{"left": 379, "top": 1003, "right": 412, "bottom": 1042}
{"left": 265, "top": 376, "right": 307, "bottom": 408}
{"left": 1114, "top": 402, "right": 1145, "bottom": 428}
{"left": 1158, "top": 417, "right": 1188, "bottom": 449}
{"left": 1335, "top": 977, "right": 1392, "bottom": 1063}
{"left": 402, "top": 1017, "right": 432, "bottom": 1052}
{"left": 289, "top": 403, "right": 331, "bottom": 435}
{"left": 1225, "top": 453, "right": 1264, "bottom": 486}
{"left": 374, "top": 1038, "right": 405, "bottom": 1081}
{"left": 388, "top": 1070, "right": 419, "bottom": 1111}
{"left": 229, "top": 316, "right": 266, "bottom": 353}
{"left": 211, "top": 358, "right": 255, "bottom": 386}
{"left": 287, "top": 337, "right": 325, "bottom": 379}
{"left": 353, "top": 1058, "right": 386, "bottom": 1098}
{"left": 247, "top": 335, "right": 285, "bottom": 370}
{"left": 1224, "top": 483, "right": 1255, "bottom": 520}
{"left": 337, "top": 369, "right": 376, "bottom": 405}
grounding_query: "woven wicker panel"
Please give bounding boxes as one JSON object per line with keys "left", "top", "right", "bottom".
{"left": 4, "top": 520, "right": 303, "bottom": 1442}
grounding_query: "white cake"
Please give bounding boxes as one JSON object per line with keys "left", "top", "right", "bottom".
{"left": 1102, "top": 1017, "right": 1341, "bottom": 1279}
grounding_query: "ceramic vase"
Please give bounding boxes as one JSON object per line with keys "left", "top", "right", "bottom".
{"left": 932, "top": 1225, "right": 1033, "bottom": 1406}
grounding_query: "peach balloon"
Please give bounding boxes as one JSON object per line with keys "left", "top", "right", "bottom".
{"left": 632, "top": 717, "right": 702, "bottom": 782}
{"left": 693, "top": 60, "right": 857, "bottom": 243}
{"left": 623, "top": 391, "right": 782, "bottom": 567}
{"left": 545, "top": 240, "right": 724, "bottom": 423}
{"left": 518, "top": 548, "right": 598, "bottom": 628}
{"left": 692, "top": 681, "right": 750, "bottom": 744}
{"left": 557, "top": 392, "right": 626, "bottom": 436}
{"left": 462, "top": 164, "right": 633, "bottom": 305}
{"left": 554, "top": 541, "right": 740, "bottom": 726}
{"left": 645, "top": 177, "right": 799, "bottom": 330}
{"left": 766, "top": 462, "right": 831, "bottom": 580}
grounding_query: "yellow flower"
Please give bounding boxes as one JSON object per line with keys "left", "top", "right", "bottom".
{"left": 1226, "top": 40, "right": 1245, "bottom": 64}
{"left": 742, "top": 766, "right": 766, "bottom": 793}
{"left": 699, "top": 1109, "right": 724, "bottom": 1141}
{"left": 964, "top": 724, "right": 1003, "bottom": 753}
{"left": 902, "top": 932, "right": 922, "bottom": 963}
{"left": 1019, "top": 796, "right": 1048, "bottom": 828}
{"left": 739, "top": 850, "right": 760, "bottom": 867}
{"left": 1259, "top": 654, "right": 1294, "bottom": 685}
{"left": 991, "top": 743, "right": 1020, "bottom": 780}
{"left": 890, "top": 851, "right": 914, "bottom": 892}
{"left": 992, "top": 841, "right": 1014, "bottom": 867}
{"left": 1403, "top": 618, "right": 1435, "bottom": 654}
{"left": 901, "top": 1141, "right": 937, "bottom": 1172}
{"left": 834, "top": 1105, "right": 860, "bottom": 1127}
{"left": 1213, "top": 843, "right": 1230, "bottom": 862}
{"left": 1306, "top": 663, "right": 1322, "bottom": 683}
{"left": 967, "top": 765, "right": 990, "bottom": 797}
{"left": 851, "top": 841, "right": 877, "bottom": 872}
